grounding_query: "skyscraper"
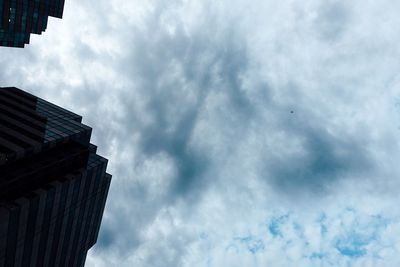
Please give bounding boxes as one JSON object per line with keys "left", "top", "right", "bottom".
{"left": 0, "top": 87, "right": 111, "bottom": 266}
{"left": 0, "top": 0, "right": 65, "bottom": 47}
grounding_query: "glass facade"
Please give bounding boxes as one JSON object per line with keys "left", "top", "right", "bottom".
{"left": 0, "top": 87, "right": 111, "bottom": 267}
{"left": 0, "top": 0, "right": 65, "bottom": 47}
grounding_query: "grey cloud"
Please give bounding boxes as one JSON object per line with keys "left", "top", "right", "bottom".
{"left": 87, "top": 2, "right": 257, "bottom": 259}
{"left": 314, "top": 1, "right": 351, "bottom": 42}
{"left": 114, "top": 6, "right": 255, "bottom": 200}
{"left": 3, "top": 0, "right": 400, "bottom": 266}
{"left": 88, "top": 0, "right": 381, "bottom": 261}
{"left": 267, "top": 121, "right": 372, "bottom": 195}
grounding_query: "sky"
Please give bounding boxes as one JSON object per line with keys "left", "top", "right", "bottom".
{"left": 2, "top": 0, "right": 400, "bottom": 266}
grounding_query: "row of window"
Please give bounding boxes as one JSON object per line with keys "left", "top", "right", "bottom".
{"left": 1, "top": 156, "right": 110, "bottom": 266}
{"left": 0, "top": 0, "right": 65, "bottom": 47}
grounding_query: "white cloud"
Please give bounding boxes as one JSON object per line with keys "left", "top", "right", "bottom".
{"left": 2, "top": 0, "right": 400, "bottom": 266}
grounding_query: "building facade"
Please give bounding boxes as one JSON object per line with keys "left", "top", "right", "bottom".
{"left": 0, "top": 0, "right": 65, "bottom": 47}
{"left": 0, "top": 87, "right": 111, "bottom": 266}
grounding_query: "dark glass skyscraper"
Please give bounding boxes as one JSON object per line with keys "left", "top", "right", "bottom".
{"left": 0, "top": 87, "right": 111, "bottom": 266}
{"left": 0, "top": 0, "right": 65, "bottom": 47}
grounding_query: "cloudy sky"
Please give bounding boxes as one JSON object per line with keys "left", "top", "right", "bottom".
{"left": 2, "top": 0, "right": 400, "bottom": 266}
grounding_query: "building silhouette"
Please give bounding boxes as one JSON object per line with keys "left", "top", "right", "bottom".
{"left": 0, "top": 0, "right": 65, "bottom": 47}
{"left": 0, "top": 87, "right": 111, "bottom": 266}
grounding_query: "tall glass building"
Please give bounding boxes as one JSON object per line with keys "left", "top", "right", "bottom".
{"left": 0, "top": 87, "right": 111, "bottom": 266}
{"left": 0, "top": 0, "right": 65, "bottom": 47}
